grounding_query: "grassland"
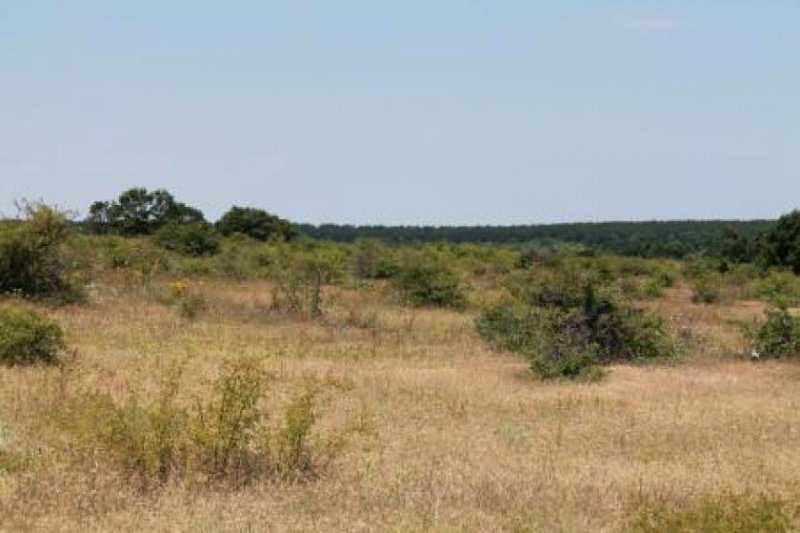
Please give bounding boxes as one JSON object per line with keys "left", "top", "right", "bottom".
{"left": 1, "top": 257, "right": 799, "bottom": 532}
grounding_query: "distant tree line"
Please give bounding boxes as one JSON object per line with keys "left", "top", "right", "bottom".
{"left": 296, "top": 220, "right": 774, "bottom": 259}
{"left": 72, "top": 187, "right": 800, "bottom": 271}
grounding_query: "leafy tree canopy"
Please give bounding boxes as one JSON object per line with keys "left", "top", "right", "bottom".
{"left": 86, "top": 188, "right": 205, "bottom": 235}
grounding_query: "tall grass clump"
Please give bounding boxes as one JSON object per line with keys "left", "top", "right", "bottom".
{"left": 477, "top": 271, "right": 676, "bottom": 380}
{"left": 0, "top": 303, "right": 65, "bottom": 366}
{"left": 0, "top": 203, "right": 84, "bottom": 300}
{"left": 63, "top": 358, "right": 327, "bottom": 490}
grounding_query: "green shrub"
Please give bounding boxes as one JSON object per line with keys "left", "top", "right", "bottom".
{"left": 477, "top": 273, "right": 676, "bottom": 379}
{"left": 395, "top": 254, "right": 466, "bottom": 309}
{"left": 0, "top": 304, "right": 65, "bottom": 365}
{"left": 0, "top": 204, "right": 82, "bottom": 299}
{"left": 155, "top": 221, "right": 220, "bottom": 257}
{"left": 753, "top": 306, "right": 800, "bottom": 359}
{"left": 631, "top": 494, "right": 791, "bottom": 533}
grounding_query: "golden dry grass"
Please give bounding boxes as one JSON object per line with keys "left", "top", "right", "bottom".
{"left": 1, "top": 277, "right": 799, "bottom": 531}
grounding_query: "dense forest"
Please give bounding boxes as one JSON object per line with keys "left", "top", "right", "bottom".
{"left": 296, "top": 220, "right": 774, "bottom": 258}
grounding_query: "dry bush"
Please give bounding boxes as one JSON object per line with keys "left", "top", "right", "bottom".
{"left": 57, "top": 358, "right": 332, "bottom": 490}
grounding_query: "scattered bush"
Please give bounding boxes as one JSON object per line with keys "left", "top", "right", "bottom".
{"left": 0, "top": 304, "right": 65, "bottom": 365}
{"left": 753, "top": 305, "right": 800, "bottom": 359}
{"left": 477, "top": 273, "right": 676, "bottom": 379}
{"left": 631, "top": 494, "right": 791, "bottom": 533}
{"left": 0, "top": 204, "right": 83, "bottom": 299}
{"left": 395, "top": 254, "right": 466, "bottom": 309}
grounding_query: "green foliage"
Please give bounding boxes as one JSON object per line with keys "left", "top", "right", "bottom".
{"left": 756, "top": 271, "right": 800, "bottom": 308}
{"left": 65, "top": 358, "right": 324, "bottom": 490}
{"left": 155, "top": 221, "right": 220, "bottom": 257}
{"left": 477, "top": 271, "right": 676, "bottom": 379}
{"left": 0, "top": 204, "right": 82, "bottom": 299}
{"left": 0, "top": 303, "right": 65, "bottom": 365}
{"left": 216, "top": 206, "right": 297, "bottom": 242}
{"left": 753, "top": 306, "right": 800, "bottom": 359}
{"left": 395, "top": 253, "right": 467, "bottom": 309}
{"left": 759, "top": 210, "right": 800, "bottom": 274}
{"left": 630, "top": 494, "right": 791, "bottom": 533}
{"left": 86, "top": 188, "right": 205, "bottom": 236}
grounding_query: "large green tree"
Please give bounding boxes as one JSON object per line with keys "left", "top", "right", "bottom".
{"left": 86, "top": 188, "right": 205, "bottom": 235}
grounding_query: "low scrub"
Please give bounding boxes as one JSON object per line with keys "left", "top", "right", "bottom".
{"left": 0, "top": 303, "right": 65, "bottom": 366}
{"left": 62, "top": 359, "right": 331, "bottom": 490}
{"left": 477, "top": 273, "right": 676, "bottom": 379}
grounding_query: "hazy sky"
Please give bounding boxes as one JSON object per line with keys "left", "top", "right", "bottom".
{"left": 2, "top": 1, "right": 799, "bottom": 224}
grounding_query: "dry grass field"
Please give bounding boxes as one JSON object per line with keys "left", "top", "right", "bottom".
{"left": 1, "top": 273, "right": 799, "bottom": 532}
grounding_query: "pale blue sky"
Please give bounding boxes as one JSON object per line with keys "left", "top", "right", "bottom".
{"left": 1, "top": 1, "right": 799, "bottom": 224}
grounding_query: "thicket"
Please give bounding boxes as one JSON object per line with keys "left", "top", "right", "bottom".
{"left": 477, "top": 269, "right": 676, "bottom": 379}
{"left": 0, "top": 303, "right": 65, "bottom": 365}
